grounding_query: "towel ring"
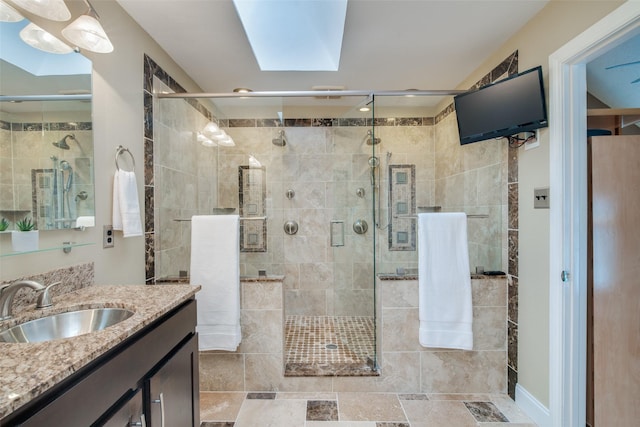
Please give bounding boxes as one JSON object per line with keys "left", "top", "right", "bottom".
{"left": 115, "top": 145, "right": 135, "bottom": 172}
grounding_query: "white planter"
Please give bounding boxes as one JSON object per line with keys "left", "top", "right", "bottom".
{"left": 11, "top": 230, "right": 39, "bottom": 252}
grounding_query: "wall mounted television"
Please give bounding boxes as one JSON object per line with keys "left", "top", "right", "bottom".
{"left": 454, "top": 65, "right": 548, "bottom": 145}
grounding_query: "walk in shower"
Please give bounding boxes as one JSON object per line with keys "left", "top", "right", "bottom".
{"left": 152, "top": 88, "right": 507, "bottom": 377}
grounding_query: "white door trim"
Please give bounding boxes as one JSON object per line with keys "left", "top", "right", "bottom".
{"left": 548, "top": 3, "right": 640, "bottom": 426}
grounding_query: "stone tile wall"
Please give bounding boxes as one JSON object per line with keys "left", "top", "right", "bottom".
{"left": 199, "top": 275, "right": 506, "bottom": 394}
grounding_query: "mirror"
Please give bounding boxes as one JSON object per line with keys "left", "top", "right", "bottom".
{"left": 0, "top": 19, "right": 94, "bottom": 231}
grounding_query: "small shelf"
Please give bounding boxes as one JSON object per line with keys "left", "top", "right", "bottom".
{"left": 0, "top": 242, "right": 95, "bottom": 258}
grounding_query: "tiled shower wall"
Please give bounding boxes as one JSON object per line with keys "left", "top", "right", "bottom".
{"left": 143, "top": 52, "right": 520, "bottom": 398}
{"left": 151, "top": 79, "right": 219, "bottom": 280}
{"left": 0, "top": 122, "right": 94, "bottom": 227}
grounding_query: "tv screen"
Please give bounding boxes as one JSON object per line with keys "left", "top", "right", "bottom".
{"left": 454, "top": 66, "right": 548, "bottom": 145}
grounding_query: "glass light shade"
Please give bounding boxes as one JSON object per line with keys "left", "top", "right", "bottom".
{"left": 216, "top": 135, "right": 235, "bottom": 147}
{"left": 0, "top": 1, "right": 24, "bottom": 22}
{"left": 62, "top": 14, "right": 113, "bottom": 53}
{"left": 197, "top": 132, "right": 217, "bottom": 147}
{"left": 202, "top": 121, "right": 222, "bottom": 138}
{"left": 12, "top": 0, "right": 71, "bottom": 21}
{"left": 20, "top": 22, "right": 73, "bottom": 54}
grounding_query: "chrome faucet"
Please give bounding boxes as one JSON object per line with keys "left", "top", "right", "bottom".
{"left": 0, "top": 280, "right": 55, "bottom": 321}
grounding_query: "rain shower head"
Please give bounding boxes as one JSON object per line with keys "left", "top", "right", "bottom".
{"left": 272, "top": 129, "right": 287, "bottom": 147}
{"left": 365, "top": 129, "right": 381, "bottom": 145}
{"left": 52, "top": 134, "right": 76, "bottom": 150}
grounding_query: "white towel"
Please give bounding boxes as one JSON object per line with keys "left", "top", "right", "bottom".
{"left": 190, "top": 215, "right": 241, "bottom": 351}
{"left": 418, "top": 212, "right": 473, "bottom": 350}
{"left": 112, "top": 170, "right": 142, "bottom": 238}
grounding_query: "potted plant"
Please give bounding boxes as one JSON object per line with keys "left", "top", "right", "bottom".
{"left": 0, "top": 218, "right": 8, "bottom": 232}
{"left": 11, "top": 217, "right": 39, "bottom": 252}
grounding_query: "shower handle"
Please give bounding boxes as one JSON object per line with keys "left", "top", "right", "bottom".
{"left": 284, "top": 220, "right": 299, "bottom": 235}
{"left": 353, "top": 219, "right": 368, "bottom": 234}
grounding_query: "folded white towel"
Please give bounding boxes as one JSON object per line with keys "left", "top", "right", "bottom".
{"left": 190, "top": 215, "right": 241, "bottom": 351}
{"left": 112, "top": 170, "right": 142, "bottom": 238}
{"left": 418, "top": 212, "right": 473, "bottom": 350}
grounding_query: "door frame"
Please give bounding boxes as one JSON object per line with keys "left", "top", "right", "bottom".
{"left": 548, "top": 3, "right": 640, "bottom": 426}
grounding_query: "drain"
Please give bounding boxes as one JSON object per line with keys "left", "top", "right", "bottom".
{"left": 325, "top": 343, "right": 338, "bottom": 350}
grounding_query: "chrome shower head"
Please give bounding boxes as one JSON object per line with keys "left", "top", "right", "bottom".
{"left": 365, "top": 129, "right": 381, "bottom": 145}
{"left": 272, "top": 129, "right": 287, "bottom": 147}
{"left": 52, "top": 134, "right": 76, "bottom": 150}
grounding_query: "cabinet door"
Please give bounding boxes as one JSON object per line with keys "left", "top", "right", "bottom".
{"left": 99, "top": 389, "right": 145, "bottom": 427}
{"left": 148, "top": 335, "right": 199, "bottom": 427}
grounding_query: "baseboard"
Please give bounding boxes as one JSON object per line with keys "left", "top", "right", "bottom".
{"left": 515, "top": 384, "right": 551, "bottom": 427}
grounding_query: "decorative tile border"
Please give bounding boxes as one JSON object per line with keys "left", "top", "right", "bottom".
{"left": 388, "top": 164, "right": 416, "bottom": 251}
{"left": 239, "top": 166, "right": 267, "bottom": 252}
{"left": 0, "top": 120, "right": 92, "bottom": 131}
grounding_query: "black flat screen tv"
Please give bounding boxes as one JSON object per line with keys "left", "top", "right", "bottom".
{"left": 454, "top": 65, "right": 548, "bottom": 145}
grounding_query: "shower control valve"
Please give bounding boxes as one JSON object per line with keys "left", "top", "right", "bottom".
{"left": 284, "top": 220, "right": 298, "bottom": 235}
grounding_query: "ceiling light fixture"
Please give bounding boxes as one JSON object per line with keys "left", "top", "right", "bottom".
{"left": 11, "top": 0, "right": 70, "bottom": 21}
{"left": 61, "top": 0, "right": 113, "bottom": 53}
{"left": 197, "top": 132, "right": 217, "bottom": 147}
{"left": 213, "top": 130, "right": 235, "bottom": 147}
{"left": 19, "top": 22, "right": 73, "bottom": 54}
{"left": 233, "top": 87, "right": 252, "bottom": 93}
{"left": 202, "top": 121, "right": 223, "bottom": 139}
{"left": 0, "top": 1, "right": 24, "bottom": 22}
{"left": 359, "top": 106, "right": 370, "bottom": 112}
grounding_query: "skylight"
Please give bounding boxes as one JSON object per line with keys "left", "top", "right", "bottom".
{"left": 232, "top": 0, "right": 348, "bottom": 71}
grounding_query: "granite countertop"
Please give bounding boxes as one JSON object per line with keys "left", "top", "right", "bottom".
{"left": 0, "top": 284, "right": 200, "bottom": 419}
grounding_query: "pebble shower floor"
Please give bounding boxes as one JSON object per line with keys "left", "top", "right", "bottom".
{"left": 284, "top": 315, "right": 377, "bottom": 376}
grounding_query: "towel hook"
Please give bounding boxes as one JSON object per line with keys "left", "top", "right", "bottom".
{"left": 115, "top": 145, "right": 135, "bottom": 172}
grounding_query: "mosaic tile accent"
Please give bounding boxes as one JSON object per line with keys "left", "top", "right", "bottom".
{"left": 464, "top": 401, "right": 509, "bottom": 422}
{"left": 388, "top": 164, "right": 416, "bottom": 251}
{"left": 2, "top": 121, "right": 92, "bottom": 131}
{"left": 31, "top": 169, "right": 55, "bottom": 230}
{"left": 376, "top": 423, "right": 410, "bottom": 427}
{"left": 284, "top": 315, "right": 377, "bottom": 376}
{"left": 306, "top": 400, "right": 338, "bottom": 421}
{"left": 239, "top": 166, "right": 267, "bottom": 252}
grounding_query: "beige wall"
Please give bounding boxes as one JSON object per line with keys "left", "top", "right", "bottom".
{"left": 447, "top": 0, "right": 624, "bottom": 407}
{"left": 0, "top": 0, "right": 202, "bottom": 282}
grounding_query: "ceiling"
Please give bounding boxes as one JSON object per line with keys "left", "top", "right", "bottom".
{"left": 116, "top": 0, "right": 552, "bottom": 110}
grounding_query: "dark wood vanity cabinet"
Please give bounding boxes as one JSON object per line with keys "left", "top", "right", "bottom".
{"left": 5, "top": 298, "right": 200, "bottom": 427}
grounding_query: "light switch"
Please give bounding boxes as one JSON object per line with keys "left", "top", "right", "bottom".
{"left": 534, "top": 187, "right": 550, "bottom": 209}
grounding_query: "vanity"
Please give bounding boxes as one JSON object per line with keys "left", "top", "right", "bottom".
{"left": 0, "top": 284, "right": 200, "bottom": 426}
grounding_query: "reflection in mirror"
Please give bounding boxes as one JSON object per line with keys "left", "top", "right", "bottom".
{"left": 0, "top": 19, "right": 94, "bottom": 231}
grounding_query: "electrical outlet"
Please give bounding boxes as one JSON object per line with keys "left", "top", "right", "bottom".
{"left": 534, "top": 187, "right": 550, "bottom": 209}
{"left": 103, "top": 225, "right": 114, "bottom": 248}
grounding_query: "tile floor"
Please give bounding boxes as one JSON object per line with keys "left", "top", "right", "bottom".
{"left": 285, "top": 316, "right": 376, "bottom": 376}
{"left": 200, "top": 391, "right": 538, "bottom": 426}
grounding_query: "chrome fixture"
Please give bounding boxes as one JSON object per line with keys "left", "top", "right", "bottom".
{"left": 272, "top": 129, "right": 287, "bottom": 147}
{"left": 0, "top": 280, "right": 46, "bottom": 320}
{"left": 365, "top": 129, "right": 381, "bottom": 145}
{"left": 286, "top": 189, "right": 295, "bottom": 199}
{"left": 356, "top": 187, "right": 365, "bottom": 198}
{"left": 36, "top": 281, "right": 61, "bottom": 308}
{"left": 283, "top": 220, "right": 298, "bottom": 235}
{"left": 353, "top": 219, "right": 368, "bottom": 234}
{"left": 52, "top": 134, "right": 77, "bottom": 150}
